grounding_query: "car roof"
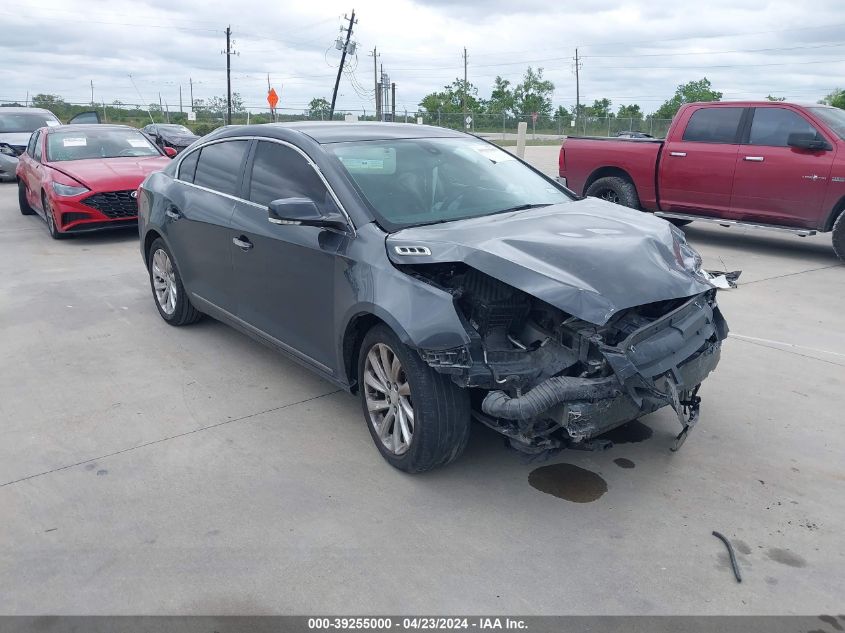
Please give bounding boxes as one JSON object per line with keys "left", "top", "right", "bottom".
{"left": 685, "top": 100, "right": 828, "bottom": 108}
{"left": 0, "top": 107, "right": 59, "bottom": 116}
{"left": 213, "top": 121, "right": 468, "bottom": 144}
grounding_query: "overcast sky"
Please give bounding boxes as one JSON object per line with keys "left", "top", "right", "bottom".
{"left": 4, "top": 0, "right": 845, "bottom": 117}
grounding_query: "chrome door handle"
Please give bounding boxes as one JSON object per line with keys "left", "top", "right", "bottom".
{"left": 669, "top": 151, "right": 687, "bottom": 157}
{"left": 744, "top": 156, "right": 764, "bottom": 162}
{"left": 232, "top": 236, "right": 253, "bottom": 251}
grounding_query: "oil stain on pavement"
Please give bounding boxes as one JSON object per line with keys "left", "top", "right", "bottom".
{"left": 528, "top": 463, "right": 607, "bottom": 502}
{"left": 767, "top": 548, "right": 807, "bottom": 567}
{"left": 613, "top": 458, "right": 636, "bottom": 469}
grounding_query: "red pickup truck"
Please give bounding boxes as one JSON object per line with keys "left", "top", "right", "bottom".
{"left": 558, "top": 101, "right": 845, "bottom": 260}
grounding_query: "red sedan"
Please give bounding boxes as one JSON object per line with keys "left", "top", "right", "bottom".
{"left": 16, "top": 124, "right": 175, "bottom": 238}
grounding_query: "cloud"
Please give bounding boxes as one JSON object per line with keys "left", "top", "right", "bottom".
{"left": 2, "top": 0, "right": 844, "bottom": 116}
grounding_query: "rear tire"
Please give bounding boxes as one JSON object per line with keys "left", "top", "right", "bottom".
{"left": 358, "top": 324, "right": 471, "bottom": 473}
{"left": 147, "top": 238, "right": 202, "bottom": 326}
{"left": 585, "top": 176, "right": 639, "bottom": 209}
{"left": 833, "top": 211, "right": 845, "bottom": 262}
{"left": 18, "top": 181, "right": 35, "bottom": 215}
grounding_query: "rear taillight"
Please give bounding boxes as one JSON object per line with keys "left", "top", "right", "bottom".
{"left": 558, "top": 146, "right": 566, "bottom": 175}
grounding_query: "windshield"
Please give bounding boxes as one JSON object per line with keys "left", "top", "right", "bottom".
{"left": 47, "top": 128, "right": 160, "bottom": 161}
{"left": 809, "top": 107, "right": 845, "bottom": 140}
{"left": 327, "top": 137, "right": 571, "bottom": 230}
{"left": 159, "top": 125, "right": 193, "bottom": 135}
{"left": 0, "top": 112, "right": 60, "bottom": 133}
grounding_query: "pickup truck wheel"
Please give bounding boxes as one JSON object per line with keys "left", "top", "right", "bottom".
{"left": 358, "top": 324, "right": 471, "bottom": 473}
{"left": 18, "top": 181, "right": 35, "bottom": 215}
{"left": 586, "top": 176, "right": 639, "bottom": 209}
{"left": 833, "top": 211, "right": 845, "bottom": 262}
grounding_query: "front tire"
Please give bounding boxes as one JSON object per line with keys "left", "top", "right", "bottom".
{"left": 358, "top": 325, "right": 470, "bottom": 473}
{"left": 147, "top": 238, "right": 202, "bottom": 326}
{"left": 833, "top": 211, "right": 845, "bottom": 262}
{"left": 41, "top": 193, "right": 66, "bottom": 239}
{"left": 585, "top": 176, "right": 639, "bottom": 209}
{"left": 18, "top": 181, "right": 35, "bottom": 215}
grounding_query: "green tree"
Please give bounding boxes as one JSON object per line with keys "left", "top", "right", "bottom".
{"left": 766, "top": 94, "right": 786, "bottom": 102}
{"left": 820, "top": 88, "right": 845, "bottom": 109}
{"left": 554, "top": 105, "right": 572, "bottom": 126}
{"left": 419, "top": 79, "right": 481, "bottom": 113}
{"left": 586, "top": 98, "right": 613, "bottom": 118}
{"left": 513, "top": 67, "right": 554, "bottom": 116}
{"left": 653, "top": 78, "right": 722, "bottom": 119}
{"left": 485, "top": 76, "right": 514, "bottom": 115}
{"left": 204, "top": 93, "right": 245, "bottom": 116}
{"left": 307, "top": 97, "right": 332, "bottom": 119}
{"left": 31, "top": 94, "right": 68, "bottom": 110}
{"left": 617, "top": 103, "right": 642, "bottom": 118}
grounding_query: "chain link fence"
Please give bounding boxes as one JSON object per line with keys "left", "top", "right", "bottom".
{"left": 2, "top": 99, "right": 673, "bottom": 140}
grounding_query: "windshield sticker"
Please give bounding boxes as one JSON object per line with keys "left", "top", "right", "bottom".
{"left": 62, "top": 137, "right": 87, "bottom": 147}
{"left": 335, "top": 147, "right": 397, "bottom": 174}
{"left": 45, "top": 120, "right": 60, "bottom": 127}
{"left": 127, "top": 138, "right": 150, "bottom": 148}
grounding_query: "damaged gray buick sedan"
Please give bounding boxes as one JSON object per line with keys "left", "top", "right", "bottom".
{"left": 138, "top": 122, "right": 727, "bottom": 473}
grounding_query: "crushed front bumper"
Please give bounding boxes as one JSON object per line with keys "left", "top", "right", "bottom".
{"left": 477, "top": 292, "right": 728, "bottom": 452}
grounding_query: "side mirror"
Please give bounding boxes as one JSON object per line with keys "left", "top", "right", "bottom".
{"left": 787, "top": 132, "right": 830, "bottom": 151}
{"left": 268, "top": 197, "right": 348, "bottom": 231}
{"left": 163, "top": 146, "right": 178, "bottom": 158}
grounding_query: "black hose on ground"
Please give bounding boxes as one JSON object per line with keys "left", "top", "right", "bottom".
{"left": 481, "top": 374, "right": 620, "bottom": 421}
{"left": 712, "top": 531, "right": 742, "bottom": 583}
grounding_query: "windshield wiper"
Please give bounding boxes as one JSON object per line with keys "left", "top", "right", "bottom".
{"left": 494, "top": 203, "right": 553, "bottom": 215}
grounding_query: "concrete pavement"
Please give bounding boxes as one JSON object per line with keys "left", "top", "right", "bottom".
{"left": 1, "top": 166, "right": 843, "bottom": 614}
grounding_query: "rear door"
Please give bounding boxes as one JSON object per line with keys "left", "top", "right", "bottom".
{"left": 658, "top": 106, "right": 745, "bottom": 216}
{"left": 730, "top": 106, "right": 835, "bottom": 228}
{"left": 166, "top": 139, "right": 249, "bottom": 312}
{"left": 230, "top": 139, "right": 345, "bottom": 370}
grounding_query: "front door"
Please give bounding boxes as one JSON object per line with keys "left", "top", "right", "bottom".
{"left": 230, "top": 139, "right": 346, "bottom": 371}
{"left": 730, "top": 106, "right": 835, "bottom": 228}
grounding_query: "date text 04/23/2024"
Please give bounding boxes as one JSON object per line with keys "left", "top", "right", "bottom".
{"left": 307, "top": 617, "right": 528, "bottom": 630}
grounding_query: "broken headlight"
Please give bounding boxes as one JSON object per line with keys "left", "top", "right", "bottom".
{"left": 672, "top": 227, "right": 703, "bottom": 276}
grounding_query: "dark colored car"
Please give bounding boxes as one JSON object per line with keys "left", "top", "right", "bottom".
{"left": 17, "top": 124, "right": 173, "bottom": 238}
{"left": 138, "top": 122, "right": 727, "bottom": 473}
{"left": 142, "top": 124, "right": 199, "bottom": 154}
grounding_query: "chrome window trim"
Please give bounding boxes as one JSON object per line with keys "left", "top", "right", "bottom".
{"left": 174, "top": 135, "right": 357, "bottom": 236}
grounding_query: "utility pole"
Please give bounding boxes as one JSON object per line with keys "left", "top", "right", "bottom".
{"left": 574, "top": 48, "right": 581, "bottom": 124}
{"left": 462, "top": 47, "right": 468, "bottom": 115}
{"left": 179, "top": 85, "right": 183, "bottom": 113}
{"left": 330, "top": 10, "right": 356, "bottom": 121}
{"left": 370, "top": 47, "right": 379, "bottom": 120}
{"left": 189, "top": 77, "right": 194, "bottom": 111}
{"left": 158, "top": 93, "right": 163, "bottom": 123}
{"left": 90, "top": 80, "right": 94, "bottom": 106}
{"left": 391, "top": 82, "right": 396, "bottom": 121}
{"left": 225, "top": 26, "right": 232, "bottom": 125}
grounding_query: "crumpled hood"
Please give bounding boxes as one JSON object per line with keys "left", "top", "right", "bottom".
{"left": 49, "top": 156, "right": 172, "bottom": 189}
{"left": 0, "top": 132, "right": 33, "bottom": 148}
{"left": 386, "top": 197, "right": 713, "bottom": 325}
{"left": 158, "top": 131, "right": 199, "bottom": 146}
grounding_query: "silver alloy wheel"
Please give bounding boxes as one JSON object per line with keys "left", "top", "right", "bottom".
{"left": 44, "top": 197, "right": 56, "bottom": 233}
{"left": 363, "top": 342, "right": 414, "bottom": 455}
{"left": 151, "top": 248, "right": 177, "bottom": 315}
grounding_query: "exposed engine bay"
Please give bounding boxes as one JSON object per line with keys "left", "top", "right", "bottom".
{"left": 403, "top": 263, "right": 728, "bottom": 454}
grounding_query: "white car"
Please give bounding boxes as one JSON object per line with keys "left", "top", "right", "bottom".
{"left": 0, "top": 107, "right": 62, "bottom": 181}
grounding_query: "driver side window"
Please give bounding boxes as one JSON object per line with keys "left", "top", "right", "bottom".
{"left": 33, "top": 132, "right": 43, "bottom": 162}
{"left": 27, "top": 130, "right": 40, "bottom": 158}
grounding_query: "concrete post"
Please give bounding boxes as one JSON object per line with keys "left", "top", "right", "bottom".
{"left": 516, "top": 121, "right": 528, "bottom": 158}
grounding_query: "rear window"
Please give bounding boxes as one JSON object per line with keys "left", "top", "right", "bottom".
{"left": 193, "top": 141, "right": 249, "bottom": 196}
{"left": 0, "top": 111, "right": 60, "bottom": 133}
{"left": 682, "top": 107, "right": 743, "bottom": 143}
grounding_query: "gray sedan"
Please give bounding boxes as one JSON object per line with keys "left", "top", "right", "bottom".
{"left": 138, "top": 122, "right": 727, "bottom": 472}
